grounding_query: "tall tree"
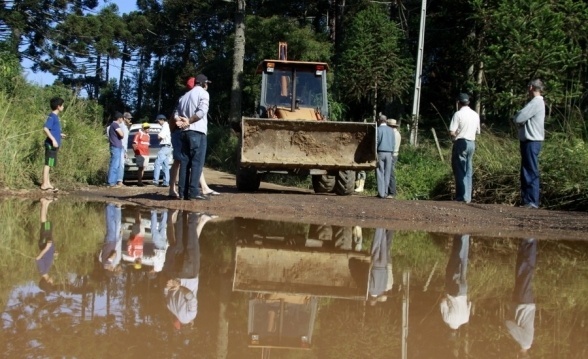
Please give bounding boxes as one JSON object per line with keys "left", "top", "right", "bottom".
{"left": 337, "top": 4, "right": 412, "bottom": 120}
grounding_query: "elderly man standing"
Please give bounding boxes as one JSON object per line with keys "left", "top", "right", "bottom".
{"left": 376, "top": 114, "right": 395, "bottom": 198}
{"left": 153, "top": 114, "right": 172, "bottom": 187}
{"left": 387, "top": 119, "right": 401, "bottom": 198}
{"left": 513, "top": 79, "right": 545, "bottom": 209}
{"left": 449, "top": 93, "right": 480, "bottom": 203}
{"left": 175, "top": 74, "right": 211, "bottom": 200}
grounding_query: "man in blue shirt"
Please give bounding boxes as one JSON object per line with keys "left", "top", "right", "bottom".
{"left": 40, "top": 97, "right": 66, "bottom": 192}
{"left": 376, "top": 114, "right": 395, "bottom": 198}
{"left": 174, "top": 74, "right": 211, "bottom": 200}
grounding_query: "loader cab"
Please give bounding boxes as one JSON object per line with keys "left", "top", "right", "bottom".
{"left": 257, "top": 60, "right": 329, "bottom": 120}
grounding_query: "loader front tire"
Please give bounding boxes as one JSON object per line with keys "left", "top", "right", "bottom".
{"left": 236, "top": 167, "right": 261, "bottom": 192}
{"left": 311, "top": 174, "right": 336, "bottom": 194}
{"left": 334, "top": 170, "right": 356, "bottom": 196}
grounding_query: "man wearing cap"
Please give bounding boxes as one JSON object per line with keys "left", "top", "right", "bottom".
{"left": 376, "top": 114, "right": 395, "bottom": 198}
{"left": 132, "top": 122, "right": 151, "bottom": 186}
{"left": 153, "top": 114, "right": 172, "bottom": 187}
{"left": 387, "top": 119, "right": 401, "bottom": 198}
{"left": 513, "top": 79, "right": 545, "bottom": 209}
{"left": 107, "top": 112, "right": 125, "bottom": 187}
{"left": 115, "top": 112, "right": 133, "bottom": 186}
{"left": 449, "top": 93, "right": 480, "bottom": 203}
{"left": 174, "top": 73, "right": 211, "bottom": 200}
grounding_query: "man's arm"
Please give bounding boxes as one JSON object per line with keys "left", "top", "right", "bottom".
{"left": 513, "top": 98, "right": 540, "bottom": 125}
{"left": 188, "top": 91, "right": 210, "bottom": 124}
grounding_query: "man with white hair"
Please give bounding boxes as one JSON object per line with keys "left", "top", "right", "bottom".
{"left": 376, "top": 114, "right": 395, "bottom": 198}
{"left": 513, "top": 79, "right": 545, "bottom": 209}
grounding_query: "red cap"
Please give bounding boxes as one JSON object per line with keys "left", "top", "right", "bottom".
{"left": 186, "top": 77, "right": 195, "bottom": 90}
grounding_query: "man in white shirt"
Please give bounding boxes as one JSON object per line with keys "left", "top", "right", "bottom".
{"left": 440, "top": 234, "right": 471, "bottom": 330}
{"left": 153, "top": 114, "right": 172, "bottom": 186}
{"left": 449, "top": 93, "right": 480, "bottom": 203}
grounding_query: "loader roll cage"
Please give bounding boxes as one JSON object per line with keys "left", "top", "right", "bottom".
{"left": 257, "top": 60, "right": 329, "bottom": 119}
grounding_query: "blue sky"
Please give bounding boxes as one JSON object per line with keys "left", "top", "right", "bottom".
{"left": 23, "top": 0, "right": 138, "bottom": 86}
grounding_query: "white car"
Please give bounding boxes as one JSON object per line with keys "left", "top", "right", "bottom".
{"left": 124, "top": 123, "right": 173, "bottom": 181}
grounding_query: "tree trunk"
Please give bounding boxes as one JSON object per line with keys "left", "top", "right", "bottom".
{"left": 229, "top": 0, "right": 246, "bottom": 124}
{"left": 94, "top": 54, "right": 102, "bottom": 100}
{"left": 118, "top": 44, "right": 127, "bottom": 103}
{"left": 137, "top": 52, "right": 145, "bottom": 118}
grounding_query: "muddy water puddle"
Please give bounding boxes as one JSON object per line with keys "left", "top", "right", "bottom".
{"left": 1, "top": 199, "right": 588, "bottom": 358}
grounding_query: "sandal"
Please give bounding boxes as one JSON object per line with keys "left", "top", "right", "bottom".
{"left": 40, "top": 187, "right": 59, "bottom": 193}
{"left": 203, "top": 190, "right": 220, "bottom": 196}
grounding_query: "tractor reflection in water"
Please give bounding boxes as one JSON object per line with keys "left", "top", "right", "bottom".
{"left": 232, "top": 217, "right": 375, "bottom": 352}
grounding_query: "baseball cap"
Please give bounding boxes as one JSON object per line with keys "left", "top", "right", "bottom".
{"left": 196, "top": 73, "right": 211, "bottom": 85}
{"left": 114, "top": 111, "right": 124, "bottom": 119}
{"left": 457, "top": 93, "right": 470, "bottom": 104}
{"left": 142, "top": 122, "right": 150, "bottom": 128}
{"left": 156, "top": 114, "right": 167, "bottom": 121}
{"left": 123, "top": 112, "right": 133, "bottom": 119}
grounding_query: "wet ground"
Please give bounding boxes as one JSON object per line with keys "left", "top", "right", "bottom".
{"left": 3, "top": 167, "right": 587, "bottom": 241}
{"left": 1, "top": 186, "right": 588, "bottom": 358}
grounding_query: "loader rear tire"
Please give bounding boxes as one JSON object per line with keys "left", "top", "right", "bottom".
{"left": 334, "top": 170, "right": 356, "bottom": 196}
{"left": 236, "top": 167, "right": 261, "bottom": 192}
{"left": 311, "top": 175, "right": 336, "bottom": 194}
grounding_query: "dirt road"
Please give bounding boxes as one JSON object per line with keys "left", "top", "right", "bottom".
{"left": 8, "top": 168, "right": 588, "bottom": 241}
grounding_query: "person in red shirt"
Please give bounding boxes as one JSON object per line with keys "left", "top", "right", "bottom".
{"left": 133, "top": 122, "right": 151, "bottom": 186}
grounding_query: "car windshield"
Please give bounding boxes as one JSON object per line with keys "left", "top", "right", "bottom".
{"left": 128, "top": 131, "right": 161, "bottom": 148}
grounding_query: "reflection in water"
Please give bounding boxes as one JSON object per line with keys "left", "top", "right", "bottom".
{"left": 440, "top": 234, "right": 471, "bottom": 330}
{"left": 506, "top": 238, "right": 537, "bottom": 357}
{"left": 36, "top": 198, "right": 57, "bottom": 292}
{"left": 99, "top": 203, "right": 123, "bottom": 274}
{"left": 369, "top": 228, "right": 393, "bottom": 305}
{"left": 2, "top": 200, "right": 588, "bottom": 358}
{"left": 163, "top": 212, "right": 213, "bottom": 329}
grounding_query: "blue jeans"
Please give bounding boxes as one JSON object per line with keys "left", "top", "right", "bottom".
{"left": 445, "top": 234, "right": 470, "bottom": 297}
{"left": 376, "top": 152, "right": 392, "bottom": 198}
{"left": 117, "top": 150, "right": 125, "bottom": 183}
{"left": 108, "top": 146, "right": 123, "bottom": 186}
{"left": 451, "top": 139, "right": 475, "bottom": 203}
{"left": 520, "top": 141, "right": 542, "bottom": 207}
{"left": 388, "top": 155, "right": 397, "bottom": 196}
{"left": 179, "top": 131, "right": 207, "bottom": 199}
{"left": 153, "top": 145, "right": 172, "bottom": 185}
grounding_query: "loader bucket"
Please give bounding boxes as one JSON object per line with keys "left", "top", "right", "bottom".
{"left": 240, "top": 118, "right": 377, "bottom": 170}
{"left": 233, "top": 245, "right": 371, "bottom": 300}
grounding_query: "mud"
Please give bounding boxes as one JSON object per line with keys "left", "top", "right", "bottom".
{"left": 5, "top": 167, "right": 588, "bottom": 241}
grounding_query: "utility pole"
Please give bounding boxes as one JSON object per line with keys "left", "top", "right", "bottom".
{"left": 228, "top": 0, "right": 246, "bottom": 125}
{"left": 410, "top": 0, "right": 427, "bottom": 146}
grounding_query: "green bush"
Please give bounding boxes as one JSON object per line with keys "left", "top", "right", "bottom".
{"left": 1, "top": 80, "right": 108, "bottom": 189}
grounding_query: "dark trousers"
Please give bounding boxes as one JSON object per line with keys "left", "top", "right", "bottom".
{"left": 512, "top": 239, "right": 537, "bottom": 304}
{"left": 519, "top": 141, "right": 542, "bottom": 207}
{"left": 179, "top": 131, "right": 207, "bottom": 199}
{"left": 445, "top": 234, "right": 469, "bottom": 297}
